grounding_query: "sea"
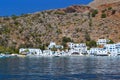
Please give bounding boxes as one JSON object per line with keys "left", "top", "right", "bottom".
{"left": 0, "top": 56, "right": 120, "bottom": 80}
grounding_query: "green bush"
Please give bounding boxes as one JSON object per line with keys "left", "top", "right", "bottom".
{"left": 107, "top": 39, "right": 114, "bottom": 44}
{"left": 11, "top": 15, "right": 18, "bottom": 20}
{"left": 74, "top": 13, "right": 78, "bottom": 16}
{"left": 51, "top": 46, "right": 57, "bottom": 51}
{"left": 56, "top": 29, "right": 62, "bottom": 34}
{"left": 108, "top": 7, "right": 112, "bottom": 10}
{"left": 0, "top": 46, "right": 17, "bottom": 54}
{"left": 86, "top": 40, "right": 97, "bottom": 48}
{"left": 14, "top": 21, "right": 19, "bottom": 26}
{"left": 62, "top": 37, "right": 72, "bottom": 49}
{"left": 92, "top": 13, "right": 96, "bottom": 17}
{"left": 20, "top": 14, "right": 29, "bottom": 17}
{"left": 39, "top": 44, "right": 46, "bottom": 50}
{"left": 101, "top": 13, "right": 107, "bottom": 18}
{"left": 92, "top": 10, "right": 98, "bottom": 17}
{"left": 62, "top": 37, "right": 72, "bottom": 43}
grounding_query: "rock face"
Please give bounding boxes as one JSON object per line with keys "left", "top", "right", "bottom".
{"left": 89, "top": 0, "right": 120, "bottom": 8}
{"left": 0, "top": 2, "right": 120, "bottom": 50}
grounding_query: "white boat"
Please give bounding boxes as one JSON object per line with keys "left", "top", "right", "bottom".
{"left": 0, "top": 54, "right": 5, "bottom": 58}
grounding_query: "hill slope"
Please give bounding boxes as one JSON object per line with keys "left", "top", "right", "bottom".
{"left": 89, "top": 0, "right": 120, "bottom": 8}
{"left": 0, "top": 2, "right": 120, "bottom": 52}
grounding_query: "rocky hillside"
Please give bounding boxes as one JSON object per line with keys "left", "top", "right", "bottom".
{"left": 0, "top": 2, "right": 120, "bottom": 52}
{"left": 89, "top": 0, "right": 120, "bottom": 8}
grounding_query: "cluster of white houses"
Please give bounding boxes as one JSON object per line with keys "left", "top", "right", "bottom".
{"left": 19, "top": 39, "right": 120, "bottom": 57}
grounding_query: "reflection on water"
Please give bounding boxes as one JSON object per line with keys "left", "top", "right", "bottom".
{"left": 0, "top": 56, "right": 120, "bottom": 80}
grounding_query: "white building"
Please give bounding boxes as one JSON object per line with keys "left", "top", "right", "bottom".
{"left": 104, "top": 44, "right": 119, "bottom": 56}
{"left": 42, "top": 50, "right": 69, "bottom": 56}
{"left": 68, "top": 43, "right": 87, "bottom": 49}
{"left": 48, "top": 42, "right": 63, "bottom": 49}
{"left": 87, "top": 42, "right": 120, "bottom": 56}
{"left": 116, "top": 43, "right": 120, "bottom": 55}
{"left": 87, "top": 48, "right": 108, "bottom": 56}
{"left": 97, "top": 39, "right": 110, "bottom": 45}
{"left": 48, "top": 42, "right": 56, "bottom": 49}
{"left": 116, "top": 43, "right": 120, "bottom": 49}
{"left": 87, "top": 48, "right": 98, "bottom": 55}
{"left": 42, "top": 50, "right": 53, "bottom": 56}
{"left": 19, "top": 48, "right": 42, "bottom": 55}
{"left": 68, "top": 42, "right": 87, "bottom": 55}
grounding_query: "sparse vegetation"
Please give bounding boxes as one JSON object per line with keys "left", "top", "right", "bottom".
{"left": 51, "top": 46, "right": 57, "bottom": 51}
{"left": 54, "top": 11, "right": 66, "bottom": 15}
{"left": 89, "top": 18, "right": 92, "bottom": 27}
{"left": 14, "top": 21, "right": 19, "bottom": 26}
{"left": 39, "top": 44, "right": 46, "bottom": 50}
{"left": 20, "top": 14, "right": 29, "bottom": 17}
{"left": 85, "top": 32, "right": 91, "bottom": 41}
{"left": 86, "top": 40, "right": 97, "bottom": 48}
{"left": 101, "top": 13, "right": 107, "bottom": 18}
{"left": 62, "top": 37, "right": 72, "bottom": 43}
{"left": 74, "top": 13, "right": 78, "bottom": 16}
{"left": 102, "top": 9, "right": 107, "bottom": 13}
{"left": 107, "top": 39, "right": 114, "bottom": 44}
{"left": 0, "top": 46, "right": 18, "bottom": 53}
{"left": 112, "top": 10, "right": 116, "bottom": 15}
{"left": 92, "top": 10, "right": 98, "bottom": 17}
{"left": 62, "top": 37, "right": 72, "bottom": 49}
{"left": 11, "top": 15, "right": 18, "bottom": 20}
{"left": 108, "top": 7, "right": 112, "bottom": 10}
{"left": 56, "top": 29, "right": 62, "bottom": 34}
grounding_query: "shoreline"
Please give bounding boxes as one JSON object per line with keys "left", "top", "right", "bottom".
{"left": 1, "top": 54, "right": 120, "bottom": 58}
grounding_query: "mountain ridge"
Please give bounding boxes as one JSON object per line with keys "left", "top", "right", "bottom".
{"left": 89, "top": 0, "right": 120, "bottom": 8}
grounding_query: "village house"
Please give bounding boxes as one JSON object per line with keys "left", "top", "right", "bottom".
{"left": 103, "top": 43, "right": 120, "bottom": 56}
{"left": 42, "top": 50, "right": 53, "bottom": 56}
{"left": 116, "top": 43, "right": 120, "bottom": 55}
{"left": 87, "top": 48, "right": 108, "bottom": 56}
{"left": 97, "top": 39, "right": 110, "bottom": 45}
{"left": 48, "top": 42, "right": 63, "bottom": 50}
{"left": 68, "top": 42, "right": 87, "bottom": 55}
{"left": 19, "top": 48, "right": 42, "bottom": 55}
{"left": 18, "top": 39, "right": 120, "bottom": 57}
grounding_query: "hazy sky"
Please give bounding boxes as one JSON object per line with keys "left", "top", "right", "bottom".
{"left": 0, "top": 0, "right": 93, "bottom": 16}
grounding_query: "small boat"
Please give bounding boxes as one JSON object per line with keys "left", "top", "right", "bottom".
{"left": 53, "top": 54, "right": 61, "bottom": 57}
{"left": 54, "top": 55, "right": 60, "bottom": 57}
{"left": 0, "top": 54, "right": 5, "bottom": 58}
{"left": 95, "top": 54, "right": 108, "bottom": 56}
{"left": 17, "top": 54, "right": 26, "bottom": 58}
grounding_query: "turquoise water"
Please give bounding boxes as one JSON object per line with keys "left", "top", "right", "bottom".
{"left": 0, "top": 56, "right": 120, "bottom": 80}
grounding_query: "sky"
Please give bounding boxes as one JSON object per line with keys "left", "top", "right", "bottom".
{"left": 0, "top": 0, "right": 93, "bottom": 16}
